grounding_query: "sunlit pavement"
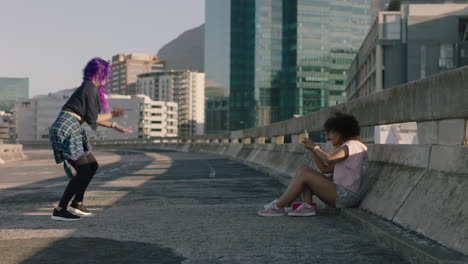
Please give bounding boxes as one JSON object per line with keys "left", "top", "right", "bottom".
{"left": 0, "top": 148, "right": 406, "bottom": 264}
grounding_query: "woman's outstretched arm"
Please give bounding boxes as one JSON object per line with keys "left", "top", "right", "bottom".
{"left": 96, "top": 119, "right": 133, "bottom": 133}
{"left": 96, "top": 107, "right": 125, "bottom": 123}
{"left": 95, "top": 107, "right": 133, "bottom": 133}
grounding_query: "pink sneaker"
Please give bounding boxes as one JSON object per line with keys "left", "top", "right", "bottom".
{"left": 288, "top": 203, "right": 316, "bottom": 217}
{"left": 258, "top": 203, "right": 285, "bottom": 217}
{"left": 264, "top": 199, "right": 293, "bottom": 213}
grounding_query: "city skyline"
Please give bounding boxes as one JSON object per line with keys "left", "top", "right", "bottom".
{"left": 0, "top": 0, "right": 205, "bottom": 97}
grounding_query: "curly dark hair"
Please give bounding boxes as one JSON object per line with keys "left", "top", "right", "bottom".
{"left": 322, "top": 112, "right": 360, "bottom": 141}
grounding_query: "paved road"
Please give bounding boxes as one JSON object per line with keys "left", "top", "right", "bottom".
{"left": 0, "top": 148, "right": 406, "bottom": 264}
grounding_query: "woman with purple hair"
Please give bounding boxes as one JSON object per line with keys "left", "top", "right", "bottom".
{"left": 49, "top": 57, "right": 132, "bottom": 221}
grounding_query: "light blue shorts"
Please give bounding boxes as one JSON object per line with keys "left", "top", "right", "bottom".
{"left": 335, "top": 184, "right": 361, "bottom": 209}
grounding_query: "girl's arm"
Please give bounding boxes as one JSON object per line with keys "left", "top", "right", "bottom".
{"left": 95, "top": 107, "right": 133, "bottom": 133}
{"left": 310, "top": 149, "right": 335, "bottom": 173}
{"left": 96, "top": 112, "right": 113, "bottom": 123}
{"left": 314, "top": 145, "right": 348, "bottom": 164}
{"left": 303, "top": 138, "right": 349, "bottom": 163}
{"left": 96, "top": 120, "right": 113, "bottom": 128}
{"left": 96, "top": 120, "right": 133, "bottom": 134}
{"left": 96, "top": 107, "right": 125, "bottom": 123}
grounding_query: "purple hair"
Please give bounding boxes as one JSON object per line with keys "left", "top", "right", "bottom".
{"left": 83, "top": 57, "right": 111, "bottom": 113}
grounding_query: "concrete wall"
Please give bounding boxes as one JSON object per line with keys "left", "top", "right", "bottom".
{"left": 0, "top": 144, "right": 26, "bottom": 164}
{"left": 181, "top": 66, "right": 468, "bottom": 142}
{"left": 362, "top": 144, "right": 468, "bottom": 256}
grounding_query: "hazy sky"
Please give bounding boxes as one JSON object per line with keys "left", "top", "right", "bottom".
{"left": 0, "top": 0, "right": 205, "bottom": 97}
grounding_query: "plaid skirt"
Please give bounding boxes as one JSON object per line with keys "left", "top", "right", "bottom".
{"left": 49, "top": 111, "right": 92, "bottom": 164}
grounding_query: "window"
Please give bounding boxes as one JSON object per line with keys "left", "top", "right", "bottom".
{"left": 383, "top": 14, "right": 401, "bottom": 40}
{"left": 439, "top": 44, "right": 454, "bottom": 70}
{"left": 459, "top": 18, "right": 468, "bottom": 42}
{"left": 420, "top": 45, "right": 426, "bottom": 79}
{"left": 330, "top": 90, "right": 343, "bottom": 96}
{"left": 129, "top": 68, "right": 144, "bottom": 73}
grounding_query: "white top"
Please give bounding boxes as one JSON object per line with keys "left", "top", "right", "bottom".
{"left": 333, "top": 140, "right": 368, "bottom": 194}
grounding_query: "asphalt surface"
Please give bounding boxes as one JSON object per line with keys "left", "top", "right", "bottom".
{"left": 0, "top": 148, "right": 407, "bottom": 264}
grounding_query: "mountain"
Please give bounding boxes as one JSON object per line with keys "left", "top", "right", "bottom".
{"left": 157, "top": 24, "right": 204, "bottom": 72}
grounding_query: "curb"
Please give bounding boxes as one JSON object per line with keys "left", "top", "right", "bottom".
{"left": 342, "top": 208, "right": 468, "bottom": 264}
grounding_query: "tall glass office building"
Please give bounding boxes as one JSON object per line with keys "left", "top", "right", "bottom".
{"left": 0, "top": 77, "right": 29, "bottom": 112}
{"left": 293, "top": 0, "right": 370, "bottom": 118}
{"left": 205, "top": 0, "right": 232, "bottom": 132}
{"left": 205, "top": 0, "right": 370, "bottom": 130}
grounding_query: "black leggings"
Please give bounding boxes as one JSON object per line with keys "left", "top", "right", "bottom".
{"left": 58, "top": 153, "right": 99, "bottom": 208}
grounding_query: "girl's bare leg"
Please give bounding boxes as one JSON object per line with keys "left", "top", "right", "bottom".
{"left": 289, "top": 165, "right": 314, "bottom": 205}
{"left": 302, "top": 187, "right": 313, "bottom": 205}
{"left": 276, "top": 165, "right": 337, "bottom": 208}
{"left": 286, "top": 165, "right": 314, "bottom": 205}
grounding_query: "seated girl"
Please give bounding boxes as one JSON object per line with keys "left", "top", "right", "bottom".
{"left": 258, "top": 112, "right": 368, "bottom": 217}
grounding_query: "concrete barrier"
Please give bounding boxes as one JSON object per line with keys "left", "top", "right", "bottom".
{"left": 0, "top": 144, "right": 26, "bottom": 164}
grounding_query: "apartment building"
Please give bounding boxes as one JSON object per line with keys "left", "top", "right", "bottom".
{"left": 15, "top": 92, "right": 177, "bottom": 141}
{"left": 137, "top": 70, "right": 205, "bottom": 137}
{"left": 110, "top": 53, "right": 165, "bottom": 95}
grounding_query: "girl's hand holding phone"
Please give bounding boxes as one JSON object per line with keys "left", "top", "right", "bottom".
{"left": 302, "top": 138, "right": 317, "bottom": 150}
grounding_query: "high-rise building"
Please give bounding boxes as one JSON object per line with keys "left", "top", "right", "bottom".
{"left": 0, "top": 77, "right": 29, "bottom": 112}
{"left": 347, "top": 0, "right": 468, "bottom": 99}
{"left": 137, "top": 71, "right": 205, "bottom": 137}
{"left": 346, "top": 0, "right": 468, "bottom": 144}
{"left": 205, "top": 97, "right": 228, "bottom": 134}
{"left": 205, "top": 0, "right": 371, "bottom": 130}
{"left": 205, "top": 79, "right": 229, "bottom": 134}
{"left": 15, "top": 92, "right": 177, "bottom": 141}
{"left": 110, "top": 53, "right": 165, "bottom": 95}
{"left": 205, "top": 0, "right": 231, "bottom": 132}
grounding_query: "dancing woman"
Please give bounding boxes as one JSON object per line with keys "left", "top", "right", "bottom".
{"left": 49, "top": 57, "right": 132, "bottom": 221}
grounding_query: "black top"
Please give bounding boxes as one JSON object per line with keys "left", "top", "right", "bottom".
{"left": 62, "top": 81, "right": 101, "bottom": 126}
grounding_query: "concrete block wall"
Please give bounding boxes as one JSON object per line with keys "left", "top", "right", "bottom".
{"left": 418, "top": 119, "right": 467, "bottom": 145}
{"left": 150, "top": 142, "right": 468, "bottom": 256}
{"left": 0, "top": 144, "right": 26, "bottom": 164}
{"left": 358, "top": 144, "right": 431, "bottom": 220}
{"left": 392, "top": 146, "right": 468, "bottom": 256}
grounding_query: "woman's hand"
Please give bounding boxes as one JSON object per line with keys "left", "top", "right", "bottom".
{"left": 114, "top": 123, "right": 133, "bottom": 134}
{"left": 111, "top": 107, "right": 125, "bottom": 118}
{"left": 302, "top": 138, "right": 317, "bottom": 150}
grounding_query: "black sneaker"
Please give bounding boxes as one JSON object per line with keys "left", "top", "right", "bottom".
{"left": 68, "top": 202, "right": 92, "bottom": 216}
{"left": 51, "top": 208, "right": 81, "bottom": 221}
